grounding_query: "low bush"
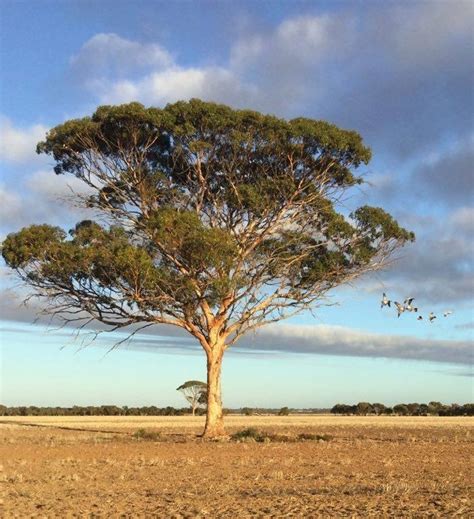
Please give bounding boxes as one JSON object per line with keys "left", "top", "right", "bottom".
{"left": 132, "top": 428, "right": 161, "bottom": 441}
{"left": 231, "top": 428, "right": 332, "bottom": 443}
{"left": 231, "top": 427, "right": 265, "bottom": 442}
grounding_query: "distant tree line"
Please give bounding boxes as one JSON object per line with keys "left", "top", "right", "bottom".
{"left": 0, "top": 405, "right": 331, "bottom": 416}
{"left": 3, "top": 403, "right": 470, "bottom": 417}
{"left": 0, "top": 405, "right": 196, "bottom": 416}
{"left": 331, "top": 402, "right": 474, "bottom": 416}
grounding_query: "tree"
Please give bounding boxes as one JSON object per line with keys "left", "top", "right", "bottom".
{"left": 356, "top": 402, "right": 374, "bottom": 415}
{"left": 278, "top": 406, "right": 290, "bottom": 416}
{"left": 372, "top": 403, "right": 386, "bottom": 415}
{"left": 393, "top": 404, "right": 409, "bottom": 416}
{"left": 176, "top": 380, "right": 207, "bottom": 416}
{"left": 331, "top": 403, "right": 356, "bottom": 415}
{"left": 1, "top": 100, "right": 414, "bottom": 437}
{"left": 406, "top": 402, "right": 420, "bottom": 416}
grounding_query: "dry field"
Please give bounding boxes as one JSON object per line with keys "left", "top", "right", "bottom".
{"left": 1, "top": 415, "right": 472, "bottom": 517}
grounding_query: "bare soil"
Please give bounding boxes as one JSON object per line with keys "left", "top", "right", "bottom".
{"left": 1, "top": 416, "right": 472, "bottom": 517}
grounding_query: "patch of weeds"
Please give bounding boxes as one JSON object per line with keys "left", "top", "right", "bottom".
{"left": 231, "top": 428, "right": 267, "bottom": 442}
{"left": 231, "top": 428, "right": 333, "bottom": 443}
{"left": 266, "top": 433, "right": 293, "bottom": 442}
{"left": 132, "top": 429, "right": 161, "bottom": 441}
{"left": 298, "top": 433, "right": 332, "bottom": 442}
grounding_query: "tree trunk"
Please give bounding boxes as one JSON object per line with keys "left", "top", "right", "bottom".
{"left": 202, "top": 345, "right": 226, "bottom": 438}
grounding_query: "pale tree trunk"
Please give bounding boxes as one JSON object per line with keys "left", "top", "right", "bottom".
{"left": 202, "top": 342, "right": 226, "bottom": 438}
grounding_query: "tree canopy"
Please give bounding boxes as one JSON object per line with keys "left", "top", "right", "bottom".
{"left": 1, "top": 99, "right": 414, "bottom": 436}
{"left": 176, "top": 380, "right": 207, "bottom": 416}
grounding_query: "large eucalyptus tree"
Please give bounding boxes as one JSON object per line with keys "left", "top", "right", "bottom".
{"left": 2, "top": 100, "right": 413, "bottom": 437}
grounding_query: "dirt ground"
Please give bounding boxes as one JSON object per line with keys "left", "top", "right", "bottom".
{"left": 1, "top": 416, "right": 472, "bottom": 517}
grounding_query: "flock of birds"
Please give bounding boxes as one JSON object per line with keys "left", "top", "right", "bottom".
{"left": 380, "top": 293, "right": 452, "bottom": 323}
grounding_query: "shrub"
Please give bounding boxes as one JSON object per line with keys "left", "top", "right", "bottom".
{"left": 231, "top": 427, "right": 265, "bottom": 442}
{"left": 231, "top": 428, "right": 332, "bottom": 443}
{"left": 132, "top": 428, "right": 161, "bottom": 441}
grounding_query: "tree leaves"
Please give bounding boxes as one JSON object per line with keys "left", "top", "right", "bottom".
{"left": 3, "top": 99, "right": 415, "bottom": 344}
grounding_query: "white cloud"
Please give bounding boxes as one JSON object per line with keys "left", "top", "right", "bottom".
{"left": 450, "top": 207, "right": 474, "bottom": 235}
{"left": 0, "top": 184, "right": 22, "bottom": 228}
{"left": 92, "top": 66, "right": 255, "bottom": 107}
{"left": 0, "top": 117, "right": 47, "bottom": 163}
{"left": 0, "top": 170, "right": 94, "bottom": 231}
{"left": 25, "top": 169, "right": 92, "bottom": 200}
{"left": 275, "top": 14, "right": 339, "bottom": 60}
{"left": 72, "top": 32, "right": 255, "bottom": 108}
{"left": 72, "top": 2, "right": 473, "bottom": 156}
{"left": 241, "top": 322, "right": 472, "bottom": 365}
{"left": 0, "top": 290, "right": 469, "bottom": 366}
{"left": 70, "top": 33, "right": 173, "bottom": 78}
{"left": 231, "top": 14, "right": 335, "bottom": 71}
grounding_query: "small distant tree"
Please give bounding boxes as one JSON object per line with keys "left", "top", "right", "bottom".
{"left": 428, "top": 401, "right": 444, "bottom": 415}
{"left": 278, "top": 406, "right": 290, "bottom": 416}
{"left": 242, "top": 407, "right": 253, "bottom": 416}
{"left": 356, "top": 402, "right": 374, "bottom": 415}
{"left": 1, "top": 100, "right": 414, "bottom": 437}
{"left": 406, "top": 403, "right": 420, "bottom": 416}
{"left": 462, "top": 404, "right": 474, "bottom": 416}
{"left": 331, "top": 404, "right": 355, "bottom": 415}
{"left": 372, "top": 403, "right": 386, "bottom": 415}
{"left": 176, "top": 380, "right": 207, "bottom": 416}
{"left": 417, "top": 403, "right": 429, "bottom": 416}
{"left": 393, "top": 404, "right": 409, "bottom": 416}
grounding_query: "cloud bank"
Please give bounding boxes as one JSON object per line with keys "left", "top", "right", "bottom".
{"left": 1, "top": 289, "right": 471, "bottom": 366}
{"left": 70, "top": 3, "right": 474, "bottom": 158}
{"left": 0, "top": 117, "right": 47, "bottom": 163}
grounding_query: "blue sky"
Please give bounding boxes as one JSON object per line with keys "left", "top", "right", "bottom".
{"left": 1, "top": 0, "right": 473, "bottom": 407}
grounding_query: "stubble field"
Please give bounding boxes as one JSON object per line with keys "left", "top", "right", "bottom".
{"left": 1, "top": 415, "right": 472, "bottom": 517}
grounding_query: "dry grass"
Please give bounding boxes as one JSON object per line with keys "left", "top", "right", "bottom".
{"left": 1, "top": 416, "right": 472, "bottom": 517}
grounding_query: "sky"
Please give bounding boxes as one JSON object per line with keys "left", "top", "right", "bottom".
{"left": 0, "top": 0, "right": 473, "bottom": 408}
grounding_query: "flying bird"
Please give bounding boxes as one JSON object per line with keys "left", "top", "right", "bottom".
{"left": 404, "top": 297, "right": 418, "bottom": 312}
{"left": 394, "top": 302, "right": 405, "bottom": 318}
{"left": 443, "top": 311, "right": 453, "bottom": 317}
{"left": 381, "top": 293, "right": 391, "bottom": 309}
{"left": 417, "top": 316, "right": 423, "bottom": 321}
{"left": 429, "top": 312, "right": 437, "bottom": 323}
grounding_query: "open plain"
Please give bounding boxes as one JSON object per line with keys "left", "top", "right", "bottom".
{"left": 1, "top": 415, "right": 472, "bottom": 517}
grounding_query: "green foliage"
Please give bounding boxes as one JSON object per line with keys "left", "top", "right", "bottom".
{"left": 1, "top": 224, "right": 66, "bottom": 268}
{"left": 177, "top": 380, "right": 207, "bottom": 413}
{"left": 176, "top": 380, "right": 207, "bottom": 391}
{"left": 3, "top": 99, "right": 414, "bottom": 367}
{"left": 352, "top": 206, "right": 415, "bottom": 243}
{"left": 278, "top": 406, "right": 290, "bottom": 416}
{"left": 2, "top": 220, "right": 172, "bottom": 309}
{"left": 147, "top": 208, "right": 237, "bottom": 274}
